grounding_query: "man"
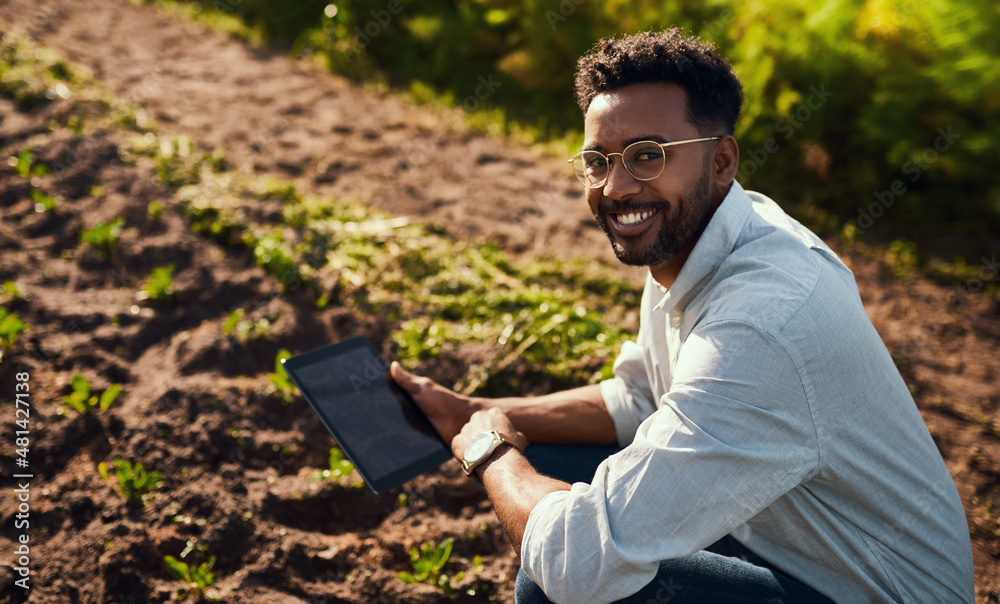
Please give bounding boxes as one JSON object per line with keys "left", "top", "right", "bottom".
{"left": 391, "top": 29, "right": 974, "bottom": 603}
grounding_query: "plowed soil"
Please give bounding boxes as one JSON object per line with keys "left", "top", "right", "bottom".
{"left": 1, "top": 0, "right": 998, "bottom": 602}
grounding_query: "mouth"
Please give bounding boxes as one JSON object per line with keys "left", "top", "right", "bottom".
{"left": 604, "top": 207, "right": 661, "bottom": 237}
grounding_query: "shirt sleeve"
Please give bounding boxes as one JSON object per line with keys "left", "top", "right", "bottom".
{"left": 599, "top": 340, "right": 657, "bottom": 447}
{"left": 522, "top": 320, "right": 821, "bottom": 604}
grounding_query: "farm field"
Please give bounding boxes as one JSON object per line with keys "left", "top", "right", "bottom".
{"left": 1, "top": 0, "right": 999, "bottom": 602}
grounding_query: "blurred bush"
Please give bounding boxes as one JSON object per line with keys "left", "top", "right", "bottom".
{"left": 154, "top": 0, "right": 1000, "bottom": 234}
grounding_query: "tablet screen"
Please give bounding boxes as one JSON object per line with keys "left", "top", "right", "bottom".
{"left": 282, "top": 337, "right": 452, "bottom": 494}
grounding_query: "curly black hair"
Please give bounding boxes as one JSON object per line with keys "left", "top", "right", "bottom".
{"left": 574, "top": 29, "right": 744, "bottom": 135}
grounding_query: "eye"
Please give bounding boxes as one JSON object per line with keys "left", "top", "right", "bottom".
{"left": 627, "top": 144, "right": 664, "bottom": 163}
{"left": 585, "top": 154, "right": 608, "bottom": 169}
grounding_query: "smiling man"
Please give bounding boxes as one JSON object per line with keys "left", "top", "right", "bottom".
{"left": 391, "top": 29, "right": 974, "bottom": 603}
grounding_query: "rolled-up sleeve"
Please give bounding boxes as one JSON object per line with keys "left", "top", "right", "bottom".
{"left": 599, "top": 340, "right": 657, "bottom": 447}
{"left": 522, "top": 320, "right": 821, "bottom": 604}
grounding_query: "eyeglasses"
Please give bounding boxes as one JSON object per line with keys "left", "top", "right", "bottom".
{"left": 569, "top": 137, "right": 722, "bottom": 188}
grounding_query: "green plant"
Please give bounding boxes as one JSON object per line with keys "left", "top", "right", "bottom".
{"left": 268, "top": 348, "right": 296, "bottom": 402}
{"left": 99, "top": 457, "right": 163, "bottom": 504}
{"left": 220, "top": 308, "right": 272, "bottom": 341}
{"left": 8, "top": 148, "right": 50, "bottom": 179}
{"left": 139, "top": 264, "right": 177, "bottom": 304}
{"left": 397, "top": 537, "right": 456, "bottom": 596}
{"left": 0, "top": 306, "right": 29, "bottom": 357}
{"left": 31, "top": 188, "right": 58, "bottom": 212}
{"left": 80, "top": 217, "right": 125, "bottom": 261}
{"left": 148, "top": 200, "right": 164, "bottom": 222}
{"left": 0, "top": 281, "right": 20, "bottom": 303}
{"left": 61, "top": 374, "right": 121, "bottom": 414}
{"left": 163, "top": 554, "right": 218, "bottom": 601}
{"left": 221, "top": 308, "right": 243, "bottom": 336}
{"left": 311, "top": 447, "right": 364, "bottom": 488}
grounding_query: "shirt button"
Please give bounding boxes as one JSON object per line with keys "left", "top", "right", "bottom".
{"left": 671, "top": 314, "right": 681, "bottom": 327}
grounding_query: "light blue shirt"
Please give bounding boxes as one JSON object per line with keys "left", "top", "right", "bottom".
{"left": 521, "top": 182, "right": 974, "bottom": 603}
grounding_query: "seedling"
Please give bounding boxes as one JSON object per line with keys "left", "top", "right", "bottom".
{"left": 221, "top": 308, "right": 271, "bottom": 341}
{"left": 268, "top": 348, "right": 296, "bottom": 402}
{"left": 0, "top": 306, "right": 29, "bottom": 359}
{"left": 99, "top": 457, "right": 163, "bottom": 504}
{"left": 61, "top": 374, "right": 121, "bottom": 414}
{"left": 139, "top": 264, "right": 177, "bottom": 304}
{"left": 0, "top": 281, "right": 20, "bottom": 303}
{"left": 221, "top": 308, "right": 243, "bottom": 336}
{"left": 163, "top": 554, "right": 218, "bottom": 602}
{"left": 397, "top": 537, "right": 456, "bottom": 596}
{"left": 311, "top": 447, "right": 364, "bottom": 488}
{"left": 31, "top": 188, "right": 58, "bottom": 212}
{"left": 148, "top": 200, "right": 164, "bottom": 223}
{"left": 80, "top": 217, "right": 125, "bottom": 261}
{"left": 8, "top": 148, "right": 49, "bottom": 179}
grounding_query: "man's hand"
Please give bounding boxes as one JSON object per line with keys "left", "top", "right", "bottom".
{"left": 389, "top": 361, "right": 481, "bottom": 445}
{"left": 452, "top": 408, "right": 529, "bottom": 461}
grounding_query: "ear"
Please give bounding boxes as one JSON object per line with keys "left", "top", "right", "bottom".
{"left": 711, "top": 135, "right": 740, "bottom": 186}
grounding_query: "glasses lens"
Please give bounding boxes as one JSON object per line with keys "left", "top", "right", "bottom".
{"left": 573, "top": 151, "right": 608, "bottom": 187}
{"left": 623, "top": 143, "right": 665, "bottom": 181}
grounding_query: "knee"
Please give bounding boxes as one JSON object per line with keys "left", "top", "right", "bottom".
{"left": 514, "top": 567, "right": 554, "bottom": 604}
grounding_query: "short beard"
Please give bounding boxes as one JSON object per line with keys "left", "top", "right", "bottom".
{"left": 595, "top": 167, "right": 715, "bottom": 267}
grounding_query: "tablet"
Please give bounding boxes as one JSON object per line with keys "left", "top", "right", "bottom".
{"left": 281, "top": 336, "right": 452, "bottom": 494}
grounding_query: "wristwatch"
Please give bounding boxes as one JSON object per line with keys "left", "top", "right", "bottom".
{"left": 461, "top": 430, "right": 522, "bottom": 476}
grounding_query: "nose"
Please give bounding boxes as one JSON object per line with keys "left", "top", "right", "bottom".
{"left": 601, "top": 155, "right": 641, "bottom": 200}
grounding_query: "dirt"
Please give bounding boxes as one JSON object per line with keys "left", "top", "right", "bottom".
{"left": 0, "top": 0, "right": 998, "bottom": 602}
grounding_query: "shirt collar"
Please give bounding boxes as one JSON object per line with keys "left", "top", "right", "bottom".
{"left": 652, "top": 180, "right": 754, "bottom": 313}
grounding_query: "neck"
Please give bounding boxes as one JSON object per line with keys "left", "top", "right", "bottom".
{"left": 649, "top": 181, "right": 730, "bottom": 290}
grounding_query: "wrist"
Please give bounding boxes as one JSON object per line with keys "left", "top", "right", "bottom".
{"left": 466, "top": 396, "right": 488, "bottom": 414}
{"left": 473, "top": 442, "right": 518, "bottom": 480}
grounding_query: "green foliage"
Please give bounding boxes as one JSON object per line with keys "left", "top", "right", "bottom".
{"left": 0, "top": 306, "right": 29, "bottom": 355}
{"left": 0, "top": 281, "right": 20, "bottom": 304}
{"left": 268, "top": 348, "right": 296, "bottom": 402}
{"left": 148, "top": 200, "right": 165, "bottom": 223}
{"left": 80, "top": 218, "right": 125, "bottom": 261}
{"left": 8, "top": 148, "right": 50, "bottom": 179}
{"left": 149, "top": 153, "right": 636, "bottom": 392}
{"left": 311, "top": 447, "right": 365, "bottom": 487}
{"left": 0, "top": 32, "right": 78, "bottom": 110}
{"left": 246, "top": 228, "right": 301, "bottom": 289}
{"left": 144, "top": 0, "right": 1000, "bottom": 233}
{"left": 102, "top": 457, "right": 163, "bottom": 504}
{"left": 140, "top": 264, "right": 177, "bottom": 304}
{"left": 885, "top": 239, "right": 919, "bottom": 280}
{"left": 61, "top": 374, "right": 121, "bottom": 414}
{"left": 163, "top": 554, "right": 218, "bottom": 602}
{"left": 221, "top": 308, "right": 272, "bottom": 340}
{"left": 31, "top": 188, "right": 58, "bottom": 213}
{"left": 397, "top": 537, "right": 456, "bottom": 596}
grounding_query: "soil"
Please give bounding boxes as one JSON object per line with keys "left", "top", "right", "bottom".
{"left": 0, "top": 0, "right": 998, "bottom": 602}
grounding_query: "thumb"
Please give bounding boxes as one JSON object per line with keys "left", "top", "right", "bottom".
{"left": 390, "top": 361, "right": 420, "bottom": 393}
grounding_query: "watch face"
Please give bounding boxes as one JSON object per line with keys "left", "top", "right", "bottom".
{"left": 465, "top": 432, "right": 495, "bottom": 462}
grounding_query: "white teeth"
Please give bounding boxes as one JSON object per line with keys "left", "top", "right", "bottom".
{"left": 618, "top": 210, "right": 653, "bottom": 226}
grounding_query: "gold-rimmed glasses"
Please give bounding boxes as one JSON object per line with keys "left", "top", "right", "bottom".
{"left": 569, "top": 137, "right": 722, "bottom": 188}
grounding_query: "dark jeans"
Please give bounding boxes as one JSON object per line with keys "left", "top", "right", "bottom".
{"left": 516, "top": 444, "right": 834, "bottom": 604}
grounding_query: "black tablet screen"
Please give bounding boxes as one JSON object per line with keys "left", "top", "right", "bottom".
{"left": 283, "top": 337, "right": 452, "bottom": 493}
